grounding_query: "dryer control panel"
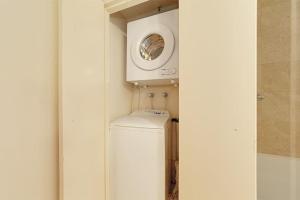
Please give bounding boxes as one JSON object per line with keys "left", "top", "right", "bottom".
{"left": 160, "top": 68, "right": 177, "bottom": 75}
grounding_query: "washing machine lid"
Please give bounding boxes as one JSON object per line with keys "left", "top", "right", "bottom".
{"left": 110, "top": 110, "right": 169, "bottom": 129}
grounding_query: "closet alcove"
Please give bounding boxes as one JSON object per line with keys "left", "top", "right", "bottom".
{"left": 104, "top": 0, "right": 179, "bottom": 200}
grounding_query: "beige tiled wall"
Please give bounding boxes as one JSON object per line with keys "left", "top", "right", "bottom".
{"left": 258, "top": 0, "right": 300, "bottom": 157}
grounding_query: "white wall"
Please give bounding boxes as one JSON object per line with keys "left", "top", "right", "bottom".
{"left": 258, "top": 154, "right": 300, "bottom": 200}
{"left": 59, "top": 0, "right": 106, "bottom": 200}
{"left": 179, "top": 1, "right": 257, "bottom": 200}
{"left": 132, "top": 86, "right": 179, "bottom": 118}
{"left": 109, "top": 15, "right": 133, "bottom": 121}
{"left": 0, "top": 0, "right": 58, "bottom": 199}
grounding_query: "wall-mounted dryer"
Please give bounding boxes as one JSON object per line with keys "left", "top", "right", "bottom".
{"left": 126, "top": 9, "right": 179, "bottom": 86}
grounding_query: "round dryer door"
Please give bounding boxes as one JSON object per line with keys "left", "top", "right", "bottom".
{"left": 131, "top": 24, "right": 175, "bottom": 71}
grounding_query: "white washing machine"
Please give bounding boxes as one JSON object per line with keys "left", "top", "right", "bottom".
{"left": 109, "top": 110, "right": 170, "bottom": 200}
{"left": 127, "top": 9, "right": 178, "bottom": 86}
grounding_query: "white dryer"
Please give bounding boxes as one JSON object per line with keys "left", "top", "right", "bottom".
{"left": 127, "top": 9, "right": 179, "bottom": 86}
{"left": 109, "top": 110, "right": 170, "bottom": 200}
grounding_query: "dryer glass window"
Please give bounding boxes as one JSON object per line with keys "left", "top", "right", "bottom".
{"left": 140, "top": 34, "right": 164, "bottom": 61}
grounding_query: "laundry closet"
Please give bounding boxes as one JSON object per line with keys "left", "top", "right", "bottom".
{"left": 61, "top": 0, "right": 257, "bottom": 200}
{"left": 106, "top": 2, "right": 179, "bottom": 200}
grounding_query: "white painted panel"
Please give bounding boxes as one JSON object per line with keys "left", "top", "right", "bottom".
{"left": 0, "top": 0, "right": 58, "bottom": 199}
{"left": 60, "top": 0, "right": 106, "bottom": 200}
{"left": 179, "top": 1, "right": 257, "bottom": 200}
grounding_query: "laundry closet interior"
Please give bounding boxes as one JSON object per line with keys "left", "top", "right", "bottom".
{"left": 105, "top": 0, "right": 179, "bottom": 200}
